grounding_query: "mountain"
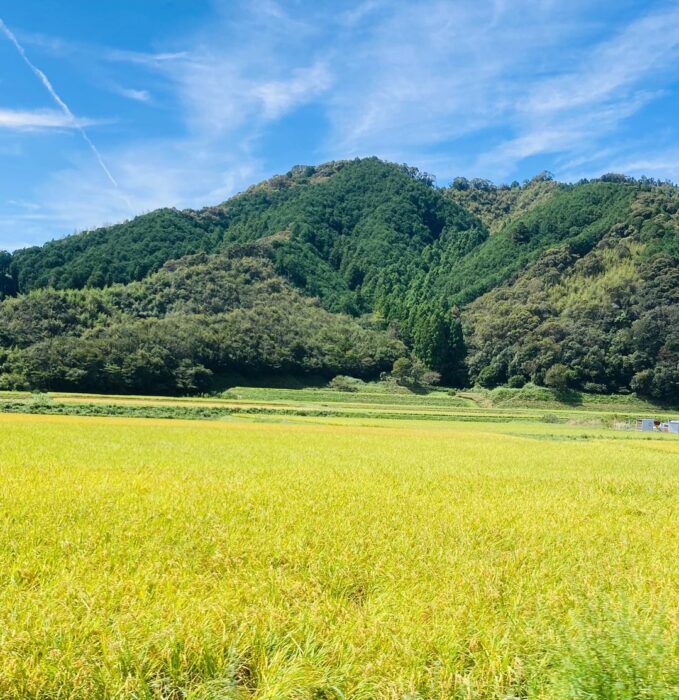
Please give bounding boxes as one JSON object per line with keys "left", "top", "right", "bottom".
{"left": 0, "top": 158, "right": 677, "bottom": 399}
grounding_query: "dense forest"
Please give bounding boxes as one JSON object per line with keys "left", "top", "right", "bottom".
{"left": 0, "top": 256, "right": 403, "bottom": 394}
{"left": 0, "top": 158, "right": 677, "bottom": 399}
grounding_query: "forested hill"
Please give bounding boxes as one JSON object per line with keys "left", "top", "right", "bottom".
{"left": 0, "top": 158, "right": 677, "bottom": 400}
{"left": 4, "top": 159, "right": 484, "bottom": 309}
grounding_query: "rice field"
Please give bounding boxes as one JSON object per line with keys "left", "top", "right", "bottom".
{"left": 1, "top": 412, "right": 678, "bottom": 699}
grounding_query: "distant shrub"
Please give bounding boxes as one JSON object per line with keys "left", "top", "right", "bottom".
{"left": 511, "top": 221, "right": 532, "bottom": 243}
{"left": 477, "top": 364, "right": 504, "bottom": 388}
{"left": 542, "top": 413, "right": 561, "bottom": 424}
{"left": 519, "top": 382, "right": 555, "bottom": 401}
{"left": 0, "top": 372, "right": 27, "bottom": 390}
{"left": 328, "top": 375, "right": 362, "bottom": 392}
{"left": 489, "top": 387, "right": 515, "bottom": 402}
{"left": 28, "top": 392, "right": 54, "bottom": 408}
{"left": 391, "top": 358, "right": 440, "bottom": 389}
{"left": 583, "top": 382, "right": 608, "bottom": 394}
{"left": 631, "top": 370, "right": 653, "bottom": 395}
{"left": 489, "top": 382, "right": 556, "bottom": 405}
{"left": 507, "top": 374, "right": 527, "bottom": 388}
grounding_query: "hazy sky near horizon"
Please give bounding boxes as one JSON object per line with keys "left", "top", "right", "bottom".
{"left": 1, "top": 0, "right": 678, "bottom": 249}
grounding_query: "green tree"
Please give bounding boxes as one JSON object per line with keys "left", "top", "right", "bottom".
{"left": 412, "top": 308, "right": 467, "bottom": 386}
{"left": 544, "top": 363, "right": 573, "bottom": 390}
{"left": 0, "top": 251, "right": 15, "bottom": 299}
{"left": 391, "top": 357, "right": 440, "bottom": 389}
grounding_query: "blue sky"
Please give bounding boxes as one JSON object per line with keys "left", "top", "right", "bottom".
{"left": 1, "top": 0, "right": 678, "bottom": 250}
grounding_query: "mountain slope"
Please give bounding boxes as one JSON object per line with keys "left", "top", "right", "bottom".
{"left": 426, "top": 178, "right": 638, "bottom": 306}
{"left": 6, "top": 159, "right": 485, "bottom": 316}
{"left": 445, "top": 172, "right": 558, "bottom": 233}
{"left": 463, "top": 182, "right": 679, "bottom": 399}
{"left": 7, "top": 208, "right": 228, "bottom": 292}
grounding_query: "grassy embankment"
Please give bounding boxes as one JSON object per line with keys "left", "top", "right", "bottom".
{"left": 0, "top": 382, "right": 675, "bottom": 426}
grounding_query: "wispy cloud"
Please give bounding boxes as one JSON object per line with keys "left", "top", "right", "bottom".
{"left": 160, "top": 53, "right": 319, "bottom": 137}
{"left": 523, "top": 6, "right": 679, "bottom": 116}
{"left": 254, "top": 63, "right": 331, "bottom": 120}
{"left": 5, "top": 138, "right": 261, "bottom": 249}
{"left": 111, "top": 85, "right": 152, "bottom": 103}
{"left": 0, "top": 108, "right": 102, "bottom": 130}
{"left": 339, "top": 1, "right": 385, "bottom": 28}
{"left": 0, "top": 17, "right": 127, "bottom": 198}
{"left": 104, "top": 49, "right": 189, "bottom": 66}
{"left": 322, "top": 0, "right": 574, "bottom": 156}
{"left": 316, "top": 0, "right": 679, "bottom": 181}
{"left": 475, "top": 90, "right": 664, "bottom": 175}
{"left": 17, "top": 30, "right": 188, "bottom": 67}
{"left": 157, "top": 20, "right": 332, "bottom": 139}
{"left": 473, "top": 2, "right": 679, "bottom": 176}
{"left": 610, "top": 150, "right": 679, "bottom": 182}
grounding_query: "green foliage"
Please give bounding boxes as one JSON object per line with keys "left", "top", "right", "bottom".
{"left": 544, "top": 363, "right": 573, "bottom": 390}
{"left": 541, "top": 413, "right": 562, "bottom": 423}
{"left": 390, "top": 357, "right": 440, "bottom": 389}
{"left": 549, "top": 603, "right": 679, "bottom": 700}
{"left": 1, "top": 159, "right": 677, "bottom": 397}
{"left": 328, "top": 375, "right": 363, "bottom": 392}
{"left": 507, "top": 374, "right": 527, "bottom": 388}
{"left": 0, "top": 257, "right": 405, "bottom": 393}
{"left": 447, "top": 172, "right": 558, "bottom": 232}
{"left": 477, "top": 364, "right": 505, "bottom": 388}
{"left": 463, "top": 184, "right": 679, "bottom": 400}
{"left": 411, "top": 307, "right": 467, "bottom": 386}
{"left": 0, "top": 251, "right": 15, "bottom": 299}
{"left": 432, "top": 179, "right": 639, "bottom": 306}
{"left": 11, "top": 208, "right": 227, "bottom": 291}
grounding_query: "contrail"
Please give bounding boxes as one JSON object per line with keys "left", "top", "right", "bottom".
{"left": 0, "top": 18, "right": 132, "bottom": 209}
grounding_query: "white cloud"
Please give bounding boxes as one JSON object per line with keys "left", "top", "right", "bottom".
{"left": 339, "top": 1, "right": 385, "bottom": 27}
{"left": 112, "top": 86, "right": 152, "bottom": 103}
{"left": 104, "top": 49, "right": 189, "bottom": 66}
{"left": 17, "top": 31, "right": 189, "bottom": 67}
{"left": 475, "top": 90, "right": 663, "bottom": 177}
{"left": 6, "top": 199, "right": 40, "bottom": 210}
{"left": 254, "top": 63, "right": 331, "bottom": 120}
{"left": 305, "top": 0, "right": 679, "bottom": 181}
{"left": 472, "top": 3, "right": 679, "bottom": 177}
{"left": 158, "top": 49, "right": 331, "bottom": 138}
{"left": 320, "top": 0, "right": 590, "bottom": 161}
{"left": 0, "top": 108, "right": 101, "bottom": 130}
{"left": 523, "top": 6, "right": 679, "bottom": 117}
{"left": 573, "top": 148, "right": 679, "bottom": 184}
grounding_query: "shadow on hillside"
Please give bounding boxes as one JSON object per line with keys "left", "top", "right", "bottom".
{"left": 211, "top": 371, "right": 330, "bottom": 392}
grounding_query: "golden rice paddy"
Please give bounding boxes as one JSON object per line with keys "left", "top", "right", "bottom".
{"left": 0, "top": 413, "right": 677, "bottom": 698}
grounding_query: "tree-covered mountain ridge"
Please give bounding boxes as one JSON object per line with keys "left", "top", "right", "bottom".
{"left": 0, "top": 157, "right": 676, "bottom": 400}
